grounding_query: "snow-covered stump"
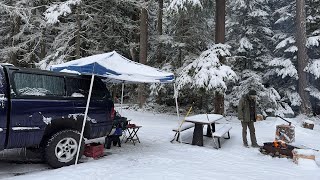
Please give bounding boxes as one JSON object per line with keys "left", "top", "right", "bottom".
{"left": 292, "top": 149, "right": 316, "bottom": 165}
{"left": 275, "top": 125, "right": 295, "bottom": 143}
{"left": 302, "top": 120, "right": 314, "bottom": 130}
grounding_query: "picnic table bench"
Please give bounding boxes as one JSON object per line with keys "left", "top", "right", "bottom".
{"left": 212, "top": 124, "right": 232, "bottom": 148}
{"left": 171, "top": 122, "right": 195, "bottom": 142}
{"left": 171, "top": 114, "right": 232, "bottom": 148}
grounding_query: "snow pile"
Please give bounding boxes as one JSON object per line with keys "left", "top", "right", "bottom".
{"left": 18, "top": 87, "right": 50, "bottom": 96}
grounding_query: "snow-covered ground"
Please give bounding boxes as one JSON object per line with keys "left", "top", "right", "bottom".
{"left": 0, "top": 109, "right": 319, "bottom": 180}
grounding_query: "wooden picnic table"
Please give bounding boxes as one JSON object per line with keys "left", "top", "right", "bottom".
{"left": 184, "top": 114, "right": 223, "bottom": 146}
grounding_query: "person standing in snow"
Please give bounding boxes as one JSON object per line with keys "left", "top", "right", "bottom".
{"left": 238, "top": 90, "right": 260, "bottom": 148}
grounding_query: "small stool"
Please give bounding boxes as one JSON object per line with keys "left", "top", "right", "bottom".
{"left": 125, "top": 125, "right": 142, "bottom": 145}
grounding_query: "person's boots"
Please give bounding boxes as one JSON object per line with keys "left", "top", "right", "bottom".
{"left": 105, "top": 136, "right": 112, "bottom": 149}
{"left": 251, "top": 143, "right": 260, "bottom": 148}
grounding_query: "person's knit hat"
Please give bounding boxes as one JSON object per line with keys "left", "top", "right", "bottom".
{"left": 248, "top": 89, "right": 257, "bottom": 95}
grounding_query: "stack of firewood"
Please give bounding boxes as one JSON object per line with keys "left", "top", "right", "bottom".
{"left": 302, "top": 120, "right": 314, "bottom": 130}
{"left": 275, "top": 125, "right": 295, "bottom": 143}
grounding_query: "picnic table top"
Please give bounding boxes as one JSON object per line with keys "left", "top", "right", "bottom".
{"left": 184, "top": 114, "right": 223, "bottom": 124}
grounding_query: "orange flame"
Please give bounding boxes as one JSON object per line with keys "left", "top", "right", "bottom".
{"left": 273, "top": 140, "right": 287, "bottom": 148}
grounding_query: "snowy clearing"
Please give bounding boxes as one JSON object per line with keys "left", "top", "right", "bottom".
{"left": 0, "top": 109, "right": 319, "bottom": 180}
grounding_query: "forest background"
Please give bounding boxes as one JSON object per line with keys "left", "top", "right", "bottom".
{"left": 0, "top": 0, "right": 319, "bottom": 117}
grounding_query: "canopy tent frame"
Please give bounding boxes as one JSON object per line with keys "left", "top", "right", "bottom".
{"left": 50, "top": 51, "right": 179, "bottom": 165}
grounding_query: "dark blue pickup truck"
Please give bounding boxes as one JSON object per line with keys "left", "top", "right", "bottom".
{"left": 0, "top": 64, "right": 114, "bottom": 168}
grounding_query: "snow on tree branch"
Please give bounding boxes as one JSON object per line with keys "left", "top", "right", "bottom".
{"left": 238, "top": 37, "right": 253, "bottom": 52}
{"left": 307, "top": 86, "right": 320, "bottom": 101}
{"left": 276, "top": 36, "right": 295, "bottom": 49}
{"left": 177, "top": 44, "right": 237, "bottom": 93}
{"left": 249, "top": 10, "right": 269, "bottom": 17}
{"left": 284, "top": 46, "right": 298, "bottom": 52}
{"left": 286, "top": 91, "right": 301, "bottom": 106}
{"left": 305, "top": 59, "right": 320, "bottom": 79}
{"left": 268, "top": 57, "right": 298, "bottom": 79}
{"left": 0, "top": 2, "right": 32, "bottom": 24}
{"left": 168, "top": 0, "right": 202, "bottom": 12}
{"left": 306, "top": 36, "right": 320, "bottom": 47}
{"left": 44, "top": 0, "right": 81, "bottom": 24}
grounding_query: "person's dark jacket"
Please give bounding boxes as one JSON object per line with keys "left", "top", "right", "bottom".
{"left": 238, "top": 95, "right": 256, "bottom": 122}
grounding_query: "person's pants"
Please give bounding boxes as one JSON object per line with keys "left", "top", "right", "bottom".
{"left": 105, "top": 135, "right": 121, "bottom": 149}
{"left": 241, "top": 121, "right": 257, "bottom": 145}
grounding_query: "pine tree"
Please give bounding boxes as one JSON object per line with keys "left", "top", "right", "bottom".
{"left": 226, "top": 0, "right": 278, "bottom": 116}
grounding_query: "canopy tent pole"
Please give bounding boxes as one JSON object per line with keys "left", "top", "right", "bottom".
{"left": 120, "top": 82, "right": 124, "bottom": 114}
{"left": 174, "top": 83, "right": 180, "bottom": 122}
{"left": 75, "top": 74, "right": 95, "bottom": 165}
{"left": 174, "top": 83, "right": 182, "bottom": 143}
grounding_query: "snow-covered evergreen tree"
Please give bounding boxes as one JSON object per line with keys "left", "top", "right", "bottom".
{"left": 269, "top": 0, "right": 320, "bottom": 115}
{"left": 38, "top": 0, "right": 140, "bottom": 69}
{"left": 226, "top": 0, "right": 279, "bottom": 115}
{"left": 305, "top": 0, "right": 320, "bottom": 113}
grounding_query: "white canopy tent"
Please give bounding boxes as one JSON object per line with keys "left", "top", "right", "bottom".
{"left": 51, "top": 51, "right": 179, "bottom": 165}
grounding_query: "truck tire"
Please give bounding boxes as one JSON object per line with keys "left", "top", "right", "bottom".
{"left": 45, "top": 130, "right": 84, "bottom": 168}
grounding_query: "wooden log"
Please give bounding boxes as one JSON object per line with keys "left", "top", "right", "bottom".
{"left": 256, "top": 114, "right": 264, "bottom": 121}
{"left": 302, "top": 120, "right": 314, "bottom": 130}
{"left": 275, "top": 125, "right": 295, "bottom": 143}
{"left": 292, "top": 149, "right": 316, "bottom": 164}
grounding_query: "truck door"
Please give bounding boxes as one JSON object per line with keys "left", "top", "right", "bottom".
{"left": 0, "top": 67, "right": 8, "bottom": 150}
{"left": 67, "top": 77, "right": 113, "bottom": 138}
{"left": 6, "top": 71, "right": 74, "bottom": 148}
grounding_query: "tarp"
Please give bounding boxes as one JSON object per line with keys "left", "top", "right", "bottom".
{"left": 50, "top": 51, "right": 174, "bottom": 83}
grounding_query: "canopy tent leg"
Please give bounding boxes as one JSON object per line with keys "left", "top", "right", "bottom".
{"left": 120, "top": 82, "right": 124, "bottom": 114}
{"left": 174, "top": 83, "right": 180, "bottom": 120}
{"left": 173, "top": 83, "right": 181, "bottom": 143}
{"left": 75, "top": 74, "right": 95, "bottom": 165}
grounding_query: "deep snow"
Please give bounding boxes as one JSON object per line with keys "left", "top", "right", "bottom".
{"left": 0, "top": 109, "right": 319, "bottom": 180}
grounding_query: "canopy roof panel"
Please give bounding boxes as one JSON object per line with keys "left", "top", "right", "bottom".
{"left": 50, "top": 51, "right": 174, "bottom": 83}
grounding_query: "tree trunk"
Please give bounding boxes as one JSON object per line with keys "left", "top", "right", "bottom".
{"left": 130, "top": 9, "right": 140, "bottom": 62}
{"left": 138, "top": 0, "right": 148, "bottom": 108}
{"left": 157, "top": 0, "right": 163, "bottom": 64}
{"left": 214, "top": 0, "right": 226, "bottom": 115}
{"left": 10, "top": 15, "right": 21, "bottom": 66}
{"left": 40, "top": 28, "right": 46, "bottom": 60}
{"left": 76, "top": 5, "right": 81, "bottom": 59}
{"left": 295, "top": 0, "right": 312, "bottom": 115}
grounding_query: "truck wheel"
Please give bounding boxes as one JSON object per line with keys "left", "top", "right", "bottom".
{"left": 45, "top": 130, "right": 84, "bottom": 168}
